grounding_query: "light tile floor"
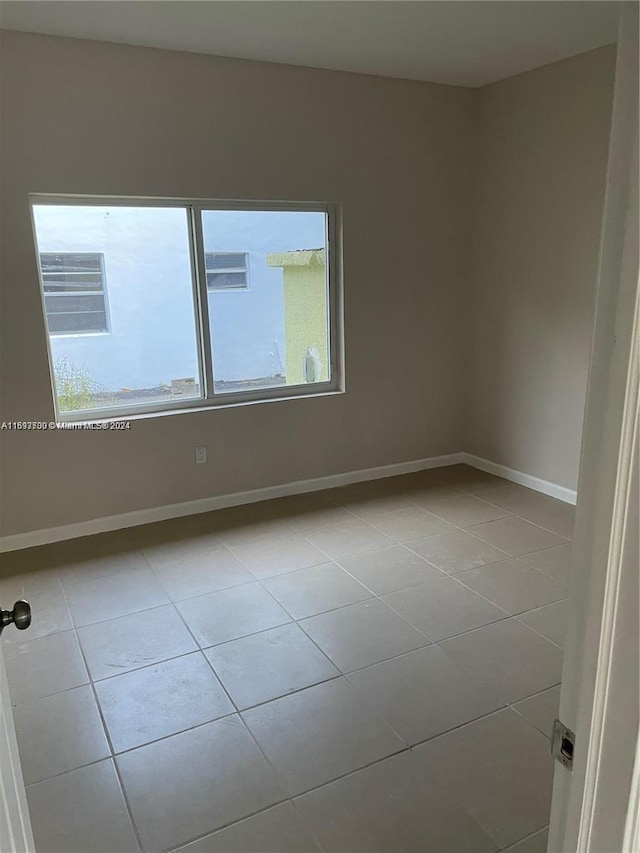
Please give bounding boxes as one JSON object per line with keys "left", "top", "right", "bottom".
{"left": 0, "top": 464, "right": 572, "bottom": 853}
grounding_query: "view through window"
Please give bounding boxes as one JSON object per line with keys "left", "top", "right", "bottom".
{"left": 31, "top": 200, "right": 336, "bottom": 417}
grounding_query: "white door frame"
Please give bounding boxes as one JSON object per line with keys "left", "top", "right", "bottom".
{"left": 548, "top": 2, "right": 639, "bottom": 851}
{"left": 0, "top": 644, "right": 34, "bottom": 853}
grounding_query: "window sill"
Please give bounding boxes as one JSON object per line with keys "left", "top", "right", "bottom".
{"left": 55, "top": 386, "right": 346, "bottom": 425}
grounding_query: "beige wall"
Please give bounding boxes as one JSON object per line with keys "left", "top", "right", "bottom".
{"left": 467, "top": 46, "right": 616, "bottom": 491}
{"left": 0, "top": 33, "right": 616, "bottom": 538}
{"left": 0, "top": 31, "right": 473, "bottom": 537}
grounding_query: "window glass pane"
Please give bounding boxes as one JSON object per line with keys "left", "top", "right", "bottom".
{"left": 47, "top": 311, "right": 108, "bottom": 334}
{"left": 44, "top": 294, "right": 107, "bottom": 315}
{"left": 33, "top": 205, "right": 201, "bottom": 414}
{"left": 40, "top": 253, "right": 102, "bottom": 272}
{"left": 205, "top": 252, "right": 247, "bottom": 271}
{"left": 206, "top": 271, "right": 247, "bottom": 290}
{"left": 43, "top": 274, "right": 104, "bottom": 291}
{"left": 201, "top": 210, "right": 329, "bottom": 393}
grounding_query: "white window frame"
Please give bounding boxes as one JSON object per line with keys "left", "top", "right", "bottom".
{"left": 30, "top": 195, "right": 344, "bottom": 422}
{"left": 205, "top": 252, "right": 250, "bottom": 291}
{"left": 40, "top": 251, "right": 110, "bottom": 336}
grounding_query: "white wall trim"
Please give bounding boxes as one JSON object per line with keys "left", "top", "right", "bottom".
{"left": 622, "top": 737, "right": 640, "bottom": 853}
{"left": 462, "top": 453, "right": 578, "bottom": 505}
{"left": 0, "top": 450, "right": 579, "bottom": 553}
{"left": 0, "top": 453, "right": 464, "bottom": 553}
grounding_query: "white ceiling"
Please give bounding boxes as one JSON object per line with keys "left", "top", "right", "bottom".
{"left": 0, "top": 1, "right": 619, "bottom": 88}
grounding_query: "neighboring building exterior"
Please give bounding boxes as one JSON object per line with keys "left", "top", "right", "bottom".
{"left": 267, "top": 249, "right": 329, "bottom": 385}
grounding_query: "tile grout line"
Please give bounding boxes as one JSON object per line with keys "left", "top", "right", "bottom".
{"left": 159, "top": 795, "right": 296, "bottom": 853}
{"left": 5, "top": 558, "right": 569, "bottom": 694}
{"left": 447, "top": 564, "right": 568, "bottom": 620}
{"left": 5, "top": 470, "right": 570, "bottom": 850}
{"left": 500, "top": 825, "right": 550, "bottom": 852}
{"left": 272, "top": 497, "right": 567, "bottom": 659}
{"left": 55, "top": 579, "right": 146, "bottom": 853}
{"left": 8, "top": 541, "right": 566, "bottom": 699}
{"left": 139, "top": 538, "right": 362, "bottom": 830}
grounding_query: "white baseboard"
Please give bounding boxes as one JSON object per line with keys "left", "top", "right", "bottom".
{"left": 462, "top": 453, "right": 578, "bottom": 505}
{"left": 0, "top": 451, "right": 577, "bottom": 553}
{"left": 0, "top": 452, "right": 464, "bottom": 553}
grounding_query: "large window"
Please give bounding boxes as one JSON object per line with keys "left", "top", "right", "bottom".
{"left": 31, "top": 198, "right": 341, "bottom": 419}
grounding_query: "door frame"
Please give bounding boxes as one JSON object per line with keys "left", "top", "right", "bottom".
{"left": 548, "top": 2, "right": 639, "bottom": 851}
{"left": 0, "top": 645, "right": 35, "bottom": 853}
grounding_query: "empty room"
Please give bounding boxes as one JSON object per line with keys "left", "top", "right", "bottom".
{"left": 1, "top": 3, "right": 638, "bottom": 853}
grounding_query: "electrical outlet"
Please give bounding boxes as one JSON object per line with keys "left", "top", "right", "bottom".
{"left": 195, "top": 446, "right": 207, "bottom": 464}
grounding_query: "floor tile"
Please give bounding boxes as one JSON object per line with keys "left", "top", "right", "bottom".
{"left": 96, "top": 652, "right": 234, "bottom": 752}
{"left": 513, "top": 687, "right": 561, "bottom": 738}
{"left": 78, "top": 604, "right": 197, "bottom": 680}
{"left": 408, "top": 530, "right": 508, "bottom": 574}
{"left": 218, "top": 517, "right": 291, "bottom": 548}
{"left": 440, "top": 618, "right": 563, "bottom": 704}
{"left": 518, "top": 600, "right": 568, "bottom": 647}
{"left": 66, "top": 567, "right": 169, "bottom": 627}
{"left": 176, "top": 582, "right": 291, "bottom": 647}
{"left": 2, "top": 467, "right": 562, "bottom": 852}
{"left": 285, "top": 504, "right": 357, "bottom": 534}
{"left": 173, "top": 802, "right": 321, "bottom": 853}
{"left": 347, "top": 645, "right": 506, "bottom": 745}
{"left": 365, "top": 507, "right": 456, "bottom": 543}
{"left": 428, "top": 494, "right": 511, "bottom": 527}
{"left": 457, "top": 559, "right": 567, "bottom": 615}
{"left": 519, "top": 498, "right": 575, "bottom": 539}
{"left": 413, "top": 709, "right": 553, "bottom": 848}
{"left": 406, "top": 484, "right": 466, "bottom": 509}
{"left": 262, "top": 563, "right": 372, "bottom": 619}
{"left": 267, "top": 491, "right": 341, "bottom": 516}
{"left": 503, "top": 827, "right": 549, "bottom": 852}
{"left": 0, "top": 572, "right": 72, "bottom": 642}
{"left": 242, "top": 677, "right": 404, "bottom": 796}
{"left": 142, "top": 531, "right": 226, "bottom": 570}
{"left": 477, "top": 484, "right": 538, "bottom": 507}
{"left": 468, "top": 517, "right": 567, "bottom": 556}
{"left": 58, "top": 542, "right": 149, "bottom": 588}
{"left": 215, "top": 501, "right": 285, "bottom": 526}
{"left": 383, "top": 576, "right": 508, "bottom": 641}
{"left": 205, "top": 623, "right": 339, "bottom": 709}
{"left": 0, "top": 546, "right": 65, "bottom": 576}
{"left": 229, "top": 531, "right": 328, "bottom": 579}
{"left": 294, "top": 751, "right": 497, "bottom": 853}
{"left": 337, "top": 544, "right": 443, "bottom": 594}
{"left": 339, "top": 492, "right": 415, "bottom": 520}
{"left": 14, "top": 685, "right": 110, "bottom": 784}
{"left": 149, "top": 547, "right": 254, "bottom": 600}
{"left": 129, "top": 515, "right": 225, "bottom": 550}
{"left": 301, "top": 519, "right": 393, "bottom": 560}
{"left": 4, "top": 629, "right": 88, "bottom": 705}
{"left": 480, "top": 485, "right": 575, "bottom": 538}
{"left": 118, "top": 716, "right": 284, "bottom": 853}
{"left": 520, "top": 543, "right": 572, "bottom": 583}
{"left": 435, "top": 465, "right": 506, "bottom": 493}
{"left": 300, "top": 599, "right": 429, "bottom": 672}
{"left": 27, "top": 760, "right": 139, "bottom": 853}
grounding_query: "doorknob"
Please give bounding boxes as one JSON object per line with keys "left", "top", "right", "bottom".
{"left": 0, "top": 600, "right": 31, "bottom": 636}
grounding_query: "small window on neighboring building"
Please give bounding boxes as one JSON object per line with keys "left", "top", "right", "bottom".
{"left": 205, "top": 252, "right": 248, "bottom": 290}
{"left": 39, "top": 252, "right": 109, "bottom": 334}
